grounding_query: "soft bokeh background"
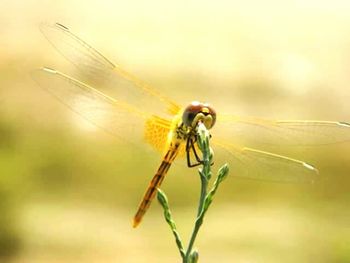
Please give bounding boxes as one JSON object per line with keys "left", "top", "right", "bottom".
{"left": 1, "top": 1, "right": 350, "bottom": 262}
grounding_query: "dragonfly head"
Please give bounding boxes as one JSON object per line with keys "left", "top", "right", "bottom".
{"left": 182, "top": 101, "right": 216, "bottom": 130}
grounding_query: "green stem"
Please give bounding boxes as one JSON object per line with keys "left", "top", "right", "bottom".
{"left": 197, "top": 173, "right": 208, "bottom": 217}
{"left": 158, "top": 122, "right": 229, "bottom": 263}
{"left": 184, "top": 173, "right": 207, "bottom": 262}
{"left": 184, "top": 123, "right": 212, "bottom": 262}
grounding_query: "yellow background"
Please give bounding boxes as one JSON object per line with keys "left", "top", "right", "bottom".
{"left": 0, "top": 1, "right": 349, "bottom": 262}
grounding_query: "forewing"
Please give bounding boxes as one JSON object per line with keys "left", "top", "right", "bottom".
{"left": 32, "top": 67, "right": 172, "bottom": 149}
{"left": 213, "top": 140, "right": 318, "bottom": 183}
{"left": 39, "top": 23, "right": 181, "bottom": 117}
{"left": 216, "top": 115, "right": 350, "bottom": 146}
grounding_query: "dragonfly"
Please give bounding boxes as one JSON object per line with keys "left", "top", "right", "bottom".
{"left": 32, "top": 23, "right": 350, "bottom": 228}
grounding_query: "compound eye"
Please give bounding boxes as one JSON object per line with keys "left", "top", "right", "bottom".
{"left": 206, "top": 105, "right": 217, "bottom": 127}
{"left": 182, "top": 103, "right": 202, "bottom": 127}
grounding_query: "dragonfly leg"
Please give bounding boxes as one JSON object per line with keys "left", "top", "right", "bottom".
{"left": 193, "top": 135, "right": 214, "bottom": 166}
{"left": 191, "top": 136, "right": 203, "bottom": 163}
{"left": 186, "top": 137, "right": 202, "bottom": 168}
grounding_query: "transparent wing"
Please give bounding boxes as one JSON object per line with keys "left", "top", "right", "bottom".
{"left": 32, "top": 67, "right": 172, "bottom": 151}
{"left": 39, "top": 22, "right": 181, "bottom": 117}
{"left": 213, "top": 140, "right": 318, "bottom": 183}
{"left": 216, "top": 115, "right": 350, "bottom": 146}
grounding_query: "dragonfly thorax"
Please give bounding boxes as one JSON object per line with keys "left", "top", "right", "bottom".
{"left": 182, "top": 101, "right": 216, "bottom": 130}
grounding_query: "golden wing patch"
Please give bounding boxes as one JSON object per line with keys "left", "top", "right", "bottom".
{"left": 144, "top": 116, "right": 172, "bottom": 153}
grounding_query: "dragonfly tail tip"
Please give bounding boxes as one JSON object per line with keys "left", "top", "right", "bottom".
{"left": 132, "top": 217, "right": 141, "bottom": 228}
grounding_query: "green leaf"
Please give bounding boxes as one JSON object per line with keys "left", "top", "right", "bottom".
{"left": 157, "top": 188, "right": 169, "bottom": 210}
{"left": 201, "top": 163, "right": 229, "bottom": 216}
{"left": 217, "top": 163, "right": 229, "bottom": 184}
{"left": 157, "top": 189, "right": 185, "bottom": 259}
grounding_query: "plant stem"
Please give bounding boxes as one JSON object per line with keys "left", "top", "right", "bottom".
{"left": 184, "top": 122, "right": 212, "bottom": 262}
{"left": 158, "top": 122, "right": 229, "bottom": 263}
{"left": 197, "top": 172, "right": 208, "bottom": 217}
{"left": 184, "top": 173, "right": 208, "bottom": 262}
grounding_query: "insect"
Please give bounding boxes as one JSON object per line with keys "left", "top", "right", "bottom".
{"left": 33, "top": 23, "right": 350, "bottom": 228}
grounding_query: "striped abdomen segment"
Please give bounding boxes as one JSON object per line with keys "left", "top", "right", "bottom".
{"left": 133, "top": 145, "right": 180, "bottom": 228}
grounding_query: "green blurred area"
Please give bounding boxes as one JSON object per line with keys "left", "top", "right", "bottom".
{"left": 1, "top": 1, "right": 350, "bottom": 262}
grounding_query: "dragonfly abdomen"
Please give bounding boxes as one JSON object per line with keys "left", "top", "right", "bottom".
{"left": 133, "top": 145, "right": 180, "bottom": 228}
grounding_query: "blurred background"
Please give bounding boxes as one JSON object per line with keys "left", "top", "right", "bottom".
{"left": 1, "top": 0, "right": 350, "bottom": 262}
